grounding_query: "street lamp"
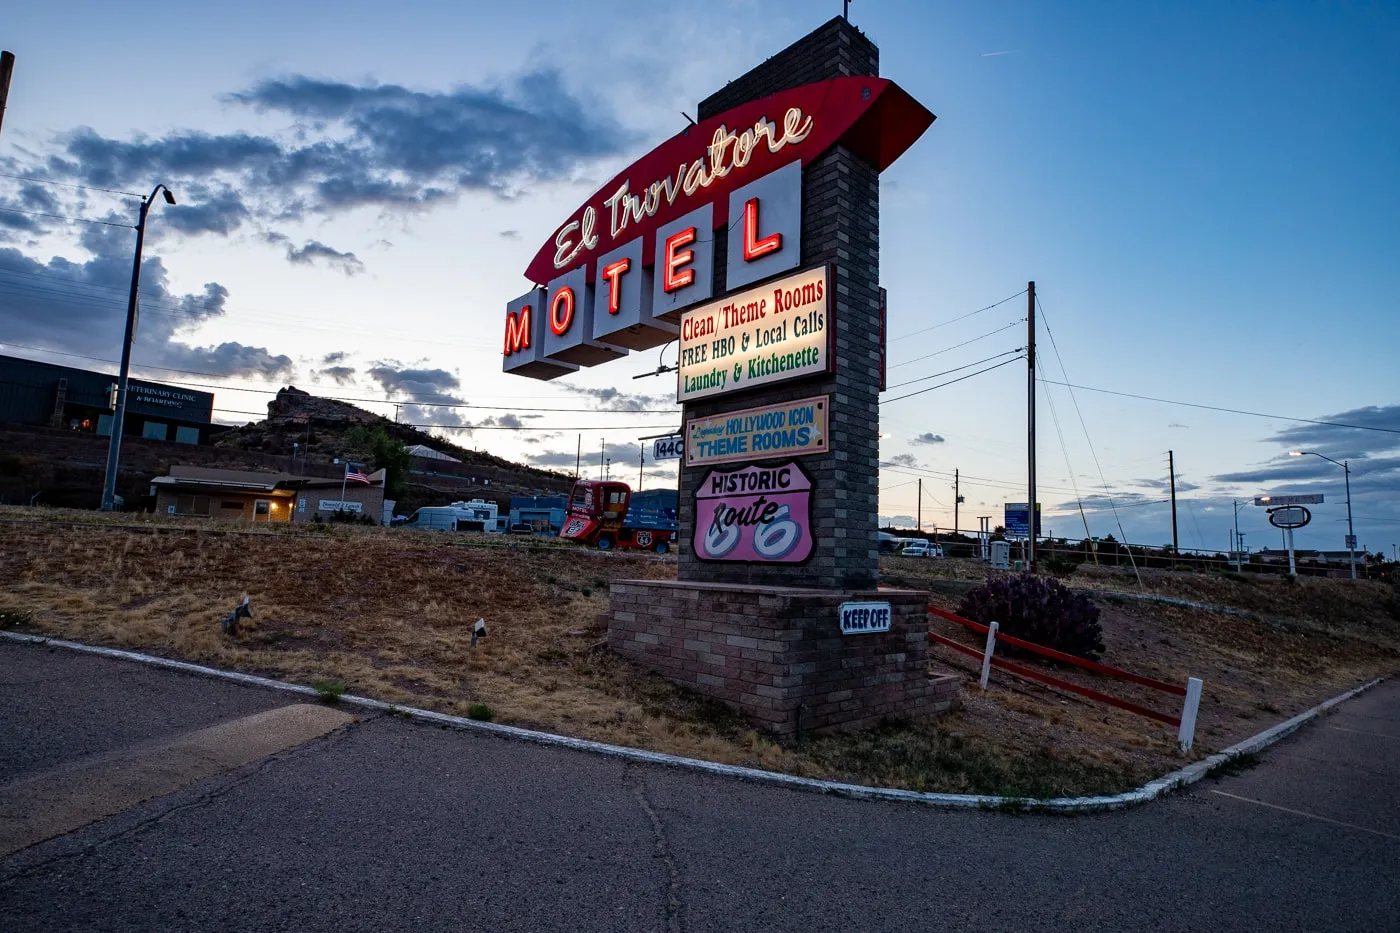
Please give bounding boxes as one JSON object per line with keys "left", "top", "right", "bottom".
{"left": 101, "top": 184, "right": 177, "bottom": 511}
{"left": 1288, "top": 450, "right": 1356, "bottom": 580}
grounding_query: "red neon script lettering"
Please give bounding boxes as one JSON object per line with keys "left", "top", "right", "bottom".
{"left": 663, "top": 227, "right": 697, "bottom": 293}
{"left": 601, "top": 258, "right": 630, "bottom": 314}
{"left": 549, "top": 288, "right": 575, "bottom": 336}
{"left": 742, "top": 197, "right": 782, "bottom": 261}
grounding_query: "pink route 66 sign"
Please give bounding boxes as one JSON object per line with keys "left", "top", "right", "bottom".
{"left": 693, "top": 461, "right": 813, "bottom": 563}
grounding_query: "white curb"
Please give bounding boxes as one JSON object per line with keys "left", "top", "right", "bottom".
{"left": 1, "top": 630, "right": 1382, "bottom": 812}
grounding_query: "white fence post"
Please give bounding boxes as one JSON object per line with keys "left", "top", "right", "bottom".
{"left": 1178, "top": 677, "right": 1203, "bottom": 752}
{"left": 979, "top": 621, "right": 999, "bottom": 690}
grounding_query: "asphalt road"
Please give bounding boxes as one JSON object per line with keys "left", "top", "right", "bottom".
{"left": 2, "top": 639, "right": 1396, "bottom": 932}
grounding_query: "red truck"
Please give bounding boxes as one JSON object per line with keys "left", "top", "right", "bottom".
{"left": 558, "top": 480, "right": 677, "bottom": 553}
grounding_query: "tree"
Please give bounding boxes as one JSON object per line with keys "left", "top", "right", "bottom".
{"left": 346, "top": 426, "right": 411, "bottom": 502}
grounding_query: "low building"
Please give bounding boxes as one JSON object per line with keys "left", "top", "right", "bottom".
{"left": 0, "top": 353, "right": 216, "bottom": 444}
{"left": 151, "top": 465, "right": 386, "bottom": 524}
{"left": 508, "top": 495, "right": 567, "bottom": 533}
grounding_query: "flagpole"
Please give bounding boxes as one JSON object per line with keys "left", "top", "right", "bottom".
{"left": 339, "top": 460, "right": 349, "bottom": 510}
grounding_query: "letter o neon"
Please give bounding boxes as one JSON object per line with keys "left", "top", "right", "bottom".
{"left": 549, "top": 287, "right": 575, "bottom": 336}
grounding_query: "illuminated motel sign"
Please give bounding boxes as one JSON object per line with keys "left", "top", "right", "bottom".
{"left": 502, "top": 76, "right": 935, "bottom": 400}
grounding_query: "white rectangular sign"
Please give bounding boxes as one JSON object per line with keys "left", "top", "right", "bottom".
{"left": 651, "top": 435, "right": 684, "bottom": 461}
{"left": 839, "top": 601, "right": 892, "bottom": 635}
{"left": 676, "top": 264, "right": 830, "bottom": 402}
{"left": 319, "top": 499, "right": 362, "bottom": 513}
{"left": 1254, "top": 494, "right": 1323, "bottom": 506}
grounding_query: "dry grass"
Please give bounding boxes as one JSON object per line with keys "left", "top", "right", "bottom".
{"left": 4, "top": 506, "right": 1397, "bottom": 798}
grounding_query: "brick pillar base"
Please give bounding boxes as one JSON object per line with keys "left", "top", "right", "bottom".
{"left": 608, "top": 581, "right": 960, "bottom": 736}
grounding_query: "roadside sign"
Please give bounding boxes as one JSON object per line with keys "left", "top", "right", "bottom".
{"left": 651, "top": 435, "right": 684, "bottom": 461}
{"left": 1345, "top": 534, "right": 1357, "bottom": 549}
{"left": 839, "top": 601, "right": 892, "bottom": 635}
{"left": 1254, "top": 494, "right": 1323, "bottom": 506}
{"left": 1267, "top": 506, "right": 1311, "bottom": 529}
{"left": 1003, "top": 502, "right": 1042, "bottom": 537}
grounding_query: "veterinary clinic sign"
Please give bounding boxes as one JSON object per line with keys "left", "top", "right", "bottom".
{"left": 686, "top": 395, "right": 827, "bottom": 467}
{"left": 694, "top": 461, "right": 813, "bottom": 563}
{"left": 677, "top": 266, "right": 830, "bottom": 402}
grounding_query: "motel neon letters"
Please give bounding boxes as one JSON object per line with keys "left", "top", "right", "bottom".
{"left": 501, "top": 77, "right": 929, "bottom": 381}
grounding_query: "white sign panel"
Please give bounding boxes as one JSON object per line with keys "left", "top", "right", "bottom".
{"left": 1254, "top": 494, "right": 1324, "bottom": 506}
{"left": 839, "top": 601, "right": 892, "bottom": 635}
{"left": 677, "top": 264, "right": 830, "bottom": 402}
{"left": 651, "top": 435, "right": 684, "bottom": 461}
{"left": 319, "top": 500, "right": 362, "bottom": 513}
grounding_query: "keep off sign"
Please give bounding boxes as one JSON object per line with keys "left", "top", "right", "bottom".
{"left": 839, "top": 601, "right": 892, "bottom": 635}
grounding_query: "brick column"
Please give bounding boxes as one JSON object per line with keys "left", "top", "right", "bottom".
{"left": 676, "top": 17, "right": 883, "bottom": 590}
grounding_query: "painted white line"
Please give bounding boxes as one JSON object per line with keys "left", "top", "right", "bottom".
{"left": 1326, "top": 726, "right": 1400, "bottom": 741}
{"left": 1209, "top": 790, "right": 1400, "bottom": 841}
{"left": 0, "top": 630, "right": 1384, "bottom": 813}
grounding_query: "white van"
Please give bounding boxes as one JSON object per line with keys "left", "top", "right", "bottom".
{"left": 900, "top": 541, "right": 944, "bottom": 559}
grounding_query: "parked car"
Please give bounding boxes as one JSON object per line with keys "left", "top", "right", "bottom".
{"left": 901, "top": 541, "right": 943, "bottom": 558}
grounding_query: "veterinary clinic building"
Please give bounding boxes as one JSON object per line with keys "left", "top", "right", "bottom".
{"left": 151, "top": 465, "right": 387, "bottom": 523}
{"left": 0, "top": 353, "right": 216, "bottom": 444}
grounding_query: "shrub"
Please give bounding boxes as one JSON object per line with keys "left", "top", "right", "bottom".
{"left": 957, "top": 572, "right": 1105, "bottom": 660}
{"left": 467, "top": 703, "right": 494, "bottom": 722}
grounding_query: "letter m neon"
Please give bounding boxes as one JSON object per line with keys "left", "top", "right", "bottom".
{"left": 503, "top": 306, "right": 532, "bottom": 356}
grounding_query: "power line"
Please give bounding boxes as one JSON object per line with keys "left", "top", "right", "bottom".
{"left": 1036, "top": 376, "right": 1400, "bottom": 437}
{"left": 881, "top": 355, "right": 1023, "bottom": 405}
{"left": 892, "top": 288, "right": 1026, "bottom": 341}
{"left": 1036, "top": 295, "right": 1142, "bottom": 585}
{"left": 0, "top": 205, "right": 134, "bottom": 228}
{"left": 884, "top": 348, "right": 1023, "bottom": 391}
{"left": 0, "top": 171, "right": 144, "bottom": 198}
{"left": 0, "top": 345, "right": 680, "bottom": 414}
{"left": 887, "top": 320, "right": 1024, "bottom": 370}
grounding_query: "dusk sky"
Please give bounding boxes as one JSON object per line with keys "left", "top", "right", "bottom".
{"left": 2, "top": 1, "right": 1397, "bottom": 555}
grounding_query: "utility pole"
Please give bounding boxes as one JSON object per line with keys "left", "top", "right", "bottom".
{"left": 1344, "top": 459, "right": 1356, "bottom": 581}
{"left": 575, "top": 434, "right": 581, "bottom": 479}
{"left": 0, "top": 51, "right": 14, "bottom": 137}
{"left": 101, "top": 184, "right": 176, "bottom": 511}
{"left": 1232, "top": 499, "right": 1242, "bottom": 571}
{"left": 638, "top": 447, "right": 645, "bottom": 490}
{"left": 954, "top": 468, "right": 961, "bottom": 535}
{"left": 917, "top": 478, "right": 922, "bottom": 532}
{"left": 1026, "top": 280, "right": 1037, "bottom": 571}
{"left": 600, "top": 439, "right": 605, "bottom": 480}
{"left": 1168, "top": 450, "right": 1179, "bottom": 553}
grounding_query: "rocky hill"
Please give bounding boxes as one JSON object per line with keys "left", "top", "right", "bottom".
{"left": 212, "top": 386, "right": 574, "bottom": 512}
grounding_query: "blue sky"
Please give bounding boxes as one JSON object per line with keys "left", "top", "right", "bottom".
{"left": 1, "top": 0, "right": 1397, "bottom": 555}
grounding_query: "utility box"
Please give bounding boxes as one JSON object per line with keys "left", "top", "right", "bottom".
{"left": 990, "top": 540, "right": 1011, "bottom": 570}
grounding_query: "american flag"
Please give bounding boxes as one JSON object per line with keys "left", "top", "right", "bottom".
{"left": 344, "top": 462, "right": 372, "bottom": 485}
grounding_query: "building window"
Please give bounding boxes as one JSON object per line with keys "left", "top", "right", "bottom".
{"left": 221, "top": 501, "right": 245, "bottom": 510}
{"left": 174, "top": 495, "right": 210, "bottom": 516}
{"left": 175, "top": 426, "right": 200, "bottom": 445}
{"left": 142, "top": 421, "right": 169, "bottom": 441}
{"left": 254, "top": 500, "right": 270, "bottom": 517}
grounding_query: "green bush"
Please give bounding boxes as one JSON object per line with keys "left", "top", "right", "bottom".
{"left": 957, "top": 572, "right": 1105, "bottom": 660}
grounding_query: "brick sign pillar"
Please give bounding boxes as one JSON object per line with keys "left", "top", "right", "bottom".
{"left": 677, "top": 18, "right": 882, "bottom": 590}
{"left": 607, "top": 19, "right": 958, "bottom": 734}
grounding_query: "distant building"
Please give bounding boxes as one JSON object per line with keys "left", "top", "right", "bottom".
{"left": 0, "top": 353, "right": 216, "bottom": 444}
{"left": 509, "top": 495, "right": 567, "bottom": 534}
{"left": 405, "top": 444, "right": 461, "bottom": 464}
{"left": 151, "top": 465, "right": 386, "bottom": 524}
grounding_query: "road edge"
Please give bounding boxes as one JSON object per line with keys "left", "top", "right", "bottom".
{"left": 1, "top": 630, "right": 1383, "bottom": 812}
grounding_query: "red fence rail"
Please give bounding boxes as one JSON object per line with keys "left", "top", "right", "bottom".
{"left": 928, "top": 606, "right": 1186, "bottom": 697}
{"left": 927, "top": 605, "right": 1201, "bottom": 744}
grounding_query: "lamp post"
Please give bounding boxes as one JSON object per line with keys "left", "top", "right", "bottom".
{"left": 1289, "top": 450, "right": 1355, "bottom": 580}
{"left": 100, "top": 184, "right": 177, "bottom": 511}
